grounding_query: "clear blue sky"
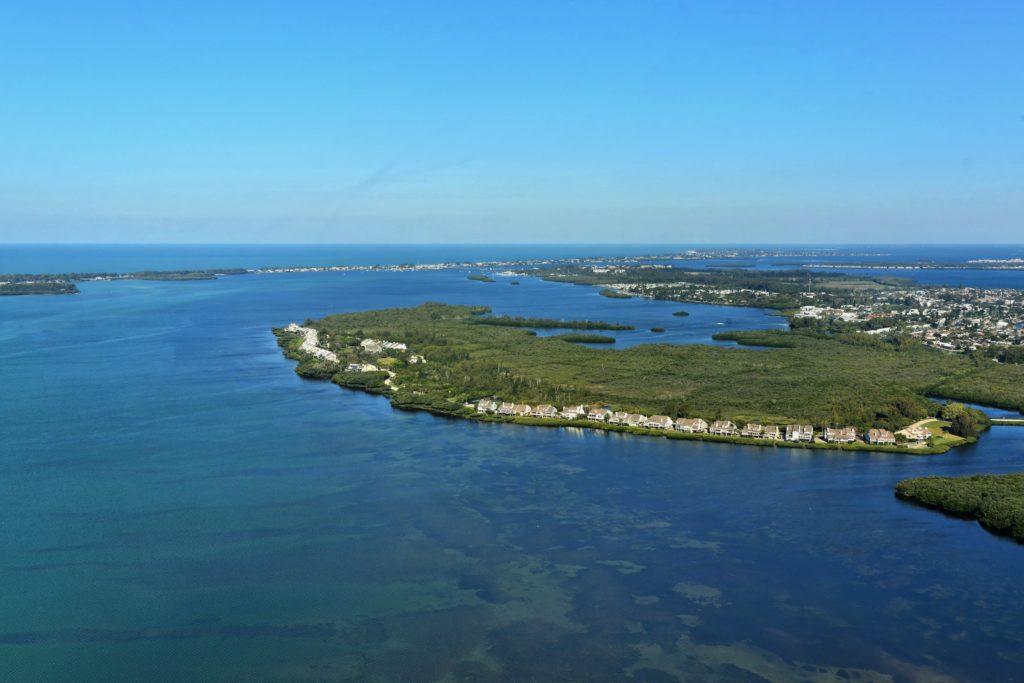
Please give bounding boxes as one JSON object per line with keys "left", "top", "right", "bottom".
{"left": 0, "top": 1, "right": 1021, "bottom": 244}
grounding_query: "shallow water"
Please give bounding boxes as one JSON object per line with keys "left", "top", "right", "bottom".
{"left": 1, "top": 264, "right": 1023, "bottom": 682}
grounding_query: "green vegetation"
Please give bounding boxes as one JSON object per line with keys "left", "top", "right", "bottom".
{"left": 978, "top": 345, "right": 1024, "bottom": 365}
{"left": 896, "top": 473, "right": 1024, "bottom": 542}
{"left": 550, "top": 333, "right": 616, "bottom": 344}
{"left": 672, "top": 310, "right": 690, "bottom": 317}
{"left": 0, "top": 280, "right": 78, "bottom": 295}
{"left": 651, "top": 327, "right": 665, "bottom": 333}
{"left": 469, "top": 315, "right": 634, "bottom": 331}
{"left": 599, "top": 288, "right": 632, "bottom": 299}
{"left": 278, "top": 303, "right": 1024, "bottom": 438}
{"left": 467, "top": 274, "right": 495, "bottom": 283}
{"left": 939, "top": 402, "right": 983, "bottom": 437}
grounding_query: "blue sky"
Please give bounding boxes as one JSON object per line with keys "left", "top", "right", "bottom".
{"left": 0, "top": 1, "right": 1021, "bottom": 244}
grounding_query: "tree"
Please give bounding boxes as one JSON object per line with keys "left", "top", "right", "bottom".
{"left": 949, "top": 411, "right": 980, "bottom": 438}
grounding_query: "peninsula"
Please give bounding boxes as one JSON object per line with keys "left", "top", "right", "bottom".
{"left": 274, "top": 303, "right": 1024, "bottom": 454}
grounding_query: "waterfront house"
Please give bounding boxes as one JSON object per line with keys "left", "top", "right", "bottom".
{"left": 824, "top": 427, "right": 857, "bottom": 443}
{"left": 477, "top": 399, "right": 497, "bottom": 413}
{"left": 762, "top": 425, "right": 782, "bottom": 440}
{"left": 786, "top": 424, "right": 814, "bottom": 442}
{"left": 741, "top": 423, "right": 763, "bottom": 438}
{"left": 587, "top": 408, "right": 612, "bottom": 422}
{"left": 625, "top": 413, "right": 647, "bottom": 427}
{"left": 513, "top": 404, "right": 532, "bottom": 417}
{"left": 560, "top": 405, "right": 586, "bottom": 419}
{"left": 711, "top": 420, "right": 738, "bottom": 436}
{"left": 498, "top": 402, "right": 515, "bottom": 415}
{"left": 866, "top": 428, "right": 896, "bottom": 445}
{"left": 609, "top": 411, "right": 630, "bottom": 425}
{"left": 645, "top": 415, "right": 673, "bottom": 429}
{"left": 674, "top": 417, "right": 708, "bottom": 433}
{"left": 531, "top": 404, "right": 558, "bottom": 418}
{"left": 902, "top": 425, "right": 930, "bottom": 444}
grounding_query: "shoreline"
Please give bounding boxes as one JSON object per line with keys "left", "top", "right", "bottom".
{"left": 305, "top": 360, "right": 974, "bottom": 457}
{"left": 399, "top": 401, "right": 972, "bottom": 456}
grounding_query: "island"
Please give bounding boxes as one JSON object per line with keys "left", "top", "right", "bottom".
{"left": 0, "top": 276, "right": 79, "bottom": 295}
{"left": 274, "top": 303, "right": 1024, "bottom": 454}
{"left": 896, "top": 473, "right": 1024, "bottom": 542}
{"left": 0, "top": 268, "right": 249, "bottom": 295}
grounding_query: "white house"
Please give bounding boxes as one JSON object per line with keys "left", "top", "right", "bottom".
{"left": 900, "top": 425, "right": 930, "bottom": 444}
{"left": 531, "top": 404, "right": 558, "bottom": 418}
{"left": 786, "top": 424, "right": 814, "bottom": 442}
{"left": 625, "top": 413, "right": 647, "bottom": 427}
{"left": 866, "top": 428, "right": 896, "bottom": 445}
{"left": 560, "top": 405, "right": 586, "bottom": 419}
{"left": 674, "top": 418, "right": 708, "bottom": 433}
{"left": 609, "top": 411, "right": 629, "bottom": 425}
{"left": 587, "top": 408, "right": 612, "bottom": 422}
{"left": 741, "top": 423, "right": 763, "bottom": 438}
{"left": 644, "top": 415, "right": 673, "bottom": 429}
{"left": 512, "top": 404, "right": 532, "bottom": 416}
{"left": 710, "top": 420, "right": 738, "bottom": 436}
{"left": 823, "top": 427, "right": 857, "bottom": 443}
{"left": 498, "top": 402, "right": 516, "bottom": 415}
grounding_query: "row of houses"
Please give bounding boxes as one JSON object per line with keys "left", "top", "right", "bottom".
{"left": 473, "top": 400, "right": 928, "bottom": 446}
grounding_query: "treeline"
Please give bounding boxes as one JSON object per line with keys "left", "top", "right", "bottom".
{"left": 550, "top": 333, "right": 616, "bottom": 344}
{"left": 896, "top": 473, "right": 1024, "bottom": 541}
{"left": 976, "top": 345, "right": 1024, "bottom": 365}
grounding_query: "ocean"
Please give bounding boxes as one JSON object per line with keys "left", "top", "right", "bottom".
{"left": 1, "top": 244, "right": 1023, "bottom": 681}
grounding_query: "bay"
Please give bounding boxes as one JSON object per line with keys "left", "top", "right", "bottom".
{"left": 1, "top": 248, "right": 1022, "bottom": 681}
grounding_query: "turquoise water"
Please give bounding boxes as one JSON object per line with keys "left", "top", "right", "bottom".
{"left": 2, "top": 259, "right": 1024, "bottom": 681}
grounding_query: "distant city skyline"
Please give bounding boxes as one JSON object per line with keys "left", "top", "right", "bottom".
{"left": 1, "top": 1, "right": 1021, "bottom": 244}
